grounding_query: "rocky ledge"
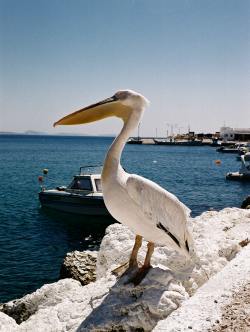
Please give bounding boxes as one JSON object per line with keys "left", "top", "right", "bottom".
{"left": 60, "top": 250, "right": 97, "bottom": 286}
{"left": 0, "top": 208, "right": 250, "bottom": 331}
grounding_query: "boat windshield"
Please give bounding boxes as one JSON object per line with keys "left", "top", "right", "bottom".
{"left": 95, "top": 178, "right": 102, "bottom": 192}
{"left": 70, "top": 178, "right": 92, "bottom": 191}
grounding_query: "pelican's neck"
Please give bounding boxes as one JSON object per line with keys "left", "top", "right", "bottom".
{"left": 102, "top": 110, "right": 141, "bottom": 181}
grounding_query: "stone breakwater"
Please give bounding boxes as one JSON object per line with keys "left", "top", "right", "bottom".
{"left": 60, "top": 250, "right": 97, "bottom": 286}
{"left": 0, "top": 208, "right": 250, "bottom": 332}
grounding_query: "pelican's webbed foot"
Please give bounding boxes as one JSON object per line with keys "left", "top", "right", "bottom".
{"left": 112, "top": 234, "right": 142, "bottom": 277}
{"left": 112, "top": 261, "right": 130, "bottom": 276}
{"left": 113, "top": 240, "right": 155, "bottom": 286}
{"left": 126, "top": 265, "right": 152, "bottom": 285}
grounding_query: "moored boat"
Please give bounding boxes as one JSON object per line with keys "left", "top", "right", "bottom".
{"left": 39, "top": 166, "right": 111, "bottom": 216}
{"left": 226, "top": 155, "right": 250, "bottom": 181}
{"left": 216, "top": 146, "right": 239, "bottom": 153}
{"left": 154, "top": 139, "right": 203, "bottom": 146}
{"left": 127, "top": 137, "right": 143, "bottom": 144}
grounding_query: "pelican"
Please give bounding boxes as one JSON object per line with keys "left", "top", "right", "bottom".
{"left": 54, "top": 90, "right": 193, "bottom": 283}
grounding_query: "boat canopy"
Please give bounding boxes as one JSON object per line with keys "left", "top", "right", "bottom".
{"left": 240, "top": 155, "right": 250, "bottom": 175}
{"left": 79, "top": 165, "right": 102, "bottom": 175}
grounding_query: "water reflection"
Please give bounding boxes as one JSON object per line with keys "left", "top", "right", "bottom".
{"left": 39, "top": 207, "right": 115, "bottom": 251}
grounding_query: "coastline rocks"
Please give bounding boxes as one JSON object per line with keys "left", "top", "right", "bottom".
{"left": 153, "top": 244, "right": 250, "bottom": 332}
{"left": 0, "top": 312, "right": 18, "bottom": 332}
{"left": 241, "top": 195, "right": 250, "bottom": 209}
{"left": 1, "top": 208, "right": 250, "bottom": 331}
{"left": 60, "top": 250, "right": 97, "bottom": 286}
{"left": 97, "top": 208, "right": 250, "bottom": 295}
{"left": 0, "top": 271, "right": 188, "bottom": 331}
{"left": 1, "top": 299, "right": 36, "bottom": 325}
{"left": 1, "top": 251, "right": 97, "bottom": 326}
{"left": 96, "top": 222, "right": 196, "bottom": 283}
{"left": 0, "top": 279, "right": 83, "bottom": 326}
{"left": 78, "top": 268, "right": 188, "bottom": 331}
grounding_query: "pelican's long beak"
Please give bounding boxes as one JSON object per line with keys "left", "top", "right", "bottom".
{"left": 54, "top": 95, "right": 129, "bottom": 127}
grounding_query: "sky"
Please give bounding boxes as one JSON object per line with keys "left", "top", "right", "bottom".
{"left": 0, "top": 0, "right": 249, "bottom": 136}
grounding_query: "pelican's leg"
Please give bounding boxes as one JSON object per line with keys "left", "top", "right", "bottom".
{"left": 112, "top": 235, "right": 142, "bottom": 276}
{"left": 143, "top": 241, "right": 154, "bottom": 268}
{"left": 130, "top": 241, "right": 155, "bottom": 285}
{"left": 129, "top": 234, "right": 143, "bottom": 267}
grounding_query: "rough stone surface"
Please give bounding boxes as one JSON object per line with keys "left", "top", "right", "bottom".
{"left": 210, "top": 282, "right": 250, "bottom": 332}
{"left": 1, "top": 300, "right": 36, "bottom": 325}
{"left": 60, "top": 250, "right": 97, "bottom": 286}
{"left": 153, "top": 244, "right": 250, "bottom": 332}
{"left": 0, "top": 312, "right": 18, "bottom": 332}
{"left": 0, "top": 208, "right": 250, "bottom": 332}
{"left": 97, "top": 208, "right": 250, "bottom": 295}
{"left": 78, "top": 268, "right": 188, "bottom": 332}
{"left": 241, "top": 195, "right": 250, "bottom": 209}
{"left": 0, "top": 271, "right": 187, "bottom": 332}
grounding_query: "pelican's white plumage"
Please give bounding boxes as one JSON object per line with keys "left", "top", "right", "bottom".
{"left": 54, "top": 89, "right": 193, "bottom": 280}
{"left": 102, "top": 169, "right": 191, "bottom": 255}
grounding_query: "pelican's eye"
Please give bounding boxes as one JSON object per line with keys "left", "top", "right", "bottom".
{"left": 112, "top": 94, "right": 119, "bottom": 101}
{"left": 114, "top": 91, "right": 129, "bottom": 100}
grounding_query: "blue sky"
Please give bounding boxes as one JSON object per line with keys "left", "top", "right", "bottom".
{"left": 1, "top": 0, "right": 249, "bottom": 136}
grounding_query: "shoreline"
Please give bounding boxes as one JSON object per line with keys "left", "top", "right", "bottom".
{"left": 1, "top": 207, "right": 250, "bottom": 331}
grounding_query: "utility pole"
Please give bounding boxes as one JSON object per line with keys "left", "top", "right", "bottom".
{"left": 166, "top": 123, "right": 170, "bottom": 138}
{"left": 137, "top": 122, "right": 140, "bottom": 139}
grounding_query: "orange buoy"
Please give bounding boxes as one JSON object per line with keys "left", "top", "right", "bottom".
{"left": 215, "top": 159, "right": 221, "bottom": 165}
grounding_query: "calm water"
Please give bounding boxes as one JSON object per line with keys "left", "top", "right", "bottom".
{"left": 0, "top": 135, "right": 249, "bottom": 302}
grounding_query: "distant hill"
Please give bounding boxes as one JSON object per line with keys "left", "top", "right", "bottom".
{"left": 0, "top": 131, "right": 115, "bottom": 137}
{"left": 0, "top": 130, "right": 46, "bottom": 135}
{"left": 0, "top": 131, "right": 22, "bottom": 135}
{"left": 24, "top": 130, "right": 47, "bottom": 135}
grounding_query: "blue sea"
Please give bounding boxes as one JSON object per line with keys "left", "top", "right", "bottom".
{"left": 0, "top": 135, "right": 249, "bottom": 302}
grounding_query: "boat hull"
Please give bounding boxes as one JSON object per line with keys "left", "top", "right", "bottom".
{"left": 226, "top": 172, "right": 250, "bottom": 181}
{"left": 217, "top": 147, "right": 239, "bottom": 153}
{"left": 39, "top": 191, "right": 110, "bottom": 216}
{"left": 154, "top": 140, "right": 203, "bottom": 146}
{"left": 127, "top": 140, "right": 143, "bottom": 144}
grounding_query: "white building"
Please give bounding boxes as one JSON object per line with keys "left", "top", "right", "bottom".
{"left": 220, "top": 127, "right": 250, "bottom": 141}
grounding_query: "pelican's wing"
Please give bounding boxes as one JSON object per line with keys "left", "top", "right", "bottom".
{"left": 126, "top": 174, "right": 191, "bottom": 243}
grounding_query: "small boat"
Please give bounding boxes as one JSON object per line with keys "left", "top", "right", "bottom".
{"left": 154, "top": 139, "right": 203, "bottom": 146}
{"left": 210, "top": 139, "right": 221, "bottom": 147}
{"left": 236, "top": 152, "right": 250, "bottom": 161}
{"left": 39, "top": 166, "right": 111, "bottom": 216}
{"left": 153, "top": 138, "right": 174, "bottom": 145}
{"left": 216, "top": 146, "right": 239, "bottom": 153}
{"left": 226, "top": 155, "right": 250, "bottom": 181}
{"left": 127, "top": 123, "right": 143, "bottom": 144}
{"left": 127, "top": 137, "right": 143, "bottom": 144}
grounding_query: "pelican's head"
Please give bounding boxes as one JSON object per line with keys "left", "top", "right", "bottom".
{"left": 114, "top": 90, "right": 149, "bottom": 109}
{"left": 53, "top": 89, "right": 149, "bottom": 127}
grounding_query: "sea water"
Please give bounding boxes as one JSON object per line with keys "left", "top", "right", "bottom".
{"left": 0, "top": 135, "right": 249, "bottom": 302}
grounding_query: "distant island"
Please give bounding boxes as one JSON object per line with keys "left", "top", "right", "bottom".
{"left": 0, "top": 131, "right": 115, "bottom": 137}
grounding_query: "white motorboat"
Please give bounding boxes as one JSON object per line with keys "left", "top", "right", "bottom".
{"left": 226, "top": 155, "right": 250, "bottom": 181}
{"left": 39, "top": 166, "right": 111, "bottom": 216}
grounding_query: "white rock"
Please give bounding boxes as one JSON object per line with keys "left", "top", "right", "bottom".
{"left": 0, "top": 312, "right": 19, "bottom": 332}
{"left": 77, "top": 268, "right": 188, "bottom": 331}
{"left": 153, "top": 244, "right": 250, "bottom": 332}
{"left": 1, "top": 271, "right": 187, "bottom": 332}
{"left": 97, "top": 208, "right": 250, "bottom": 295}
{"left": 1, "top": 208, "right": 250, "bottom": 331}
